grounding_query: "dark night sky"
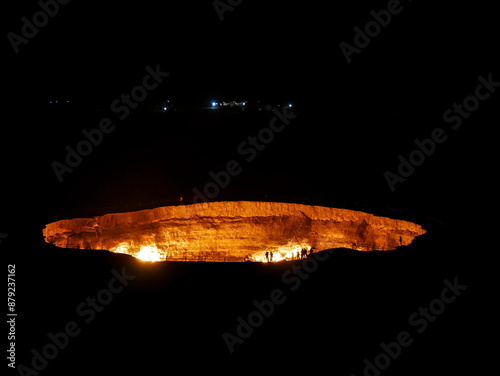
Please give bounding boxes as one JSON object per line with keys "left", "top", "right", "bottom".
{"left": 4, "top": 0, "right": 498, "bottom": 107}
{"left": 3, "top": 1, "right": 497, "bottom": 209}
{"left": 3, "top": 1, "right": 498, "bottom": 229}
{"left": 2, "top": 0, "right": 498, "bottom": 224}
{"left": 4, "top": 0, "right": 495, "bottom": 102}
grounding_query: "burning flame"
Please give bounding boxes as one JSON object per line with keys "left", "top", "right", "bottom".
{"left": 111, "top": 243, "right": 162, "bottom": 262}
{"left": 135, "top": 245, "right": 162, "bottom": 262}
{"left": 113, "top": 243, "right": 129, "bottom": 254}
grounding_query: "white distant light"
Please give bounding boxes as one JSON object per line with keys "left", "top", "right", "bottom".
{"left": 163, "top": 107, "right": 167, "bottom": 111}
{"left": 289, "top": 104, "right": 292, "bottom": 108}
{"left": 212, "top": 102, "right": 217, "bottom": 107}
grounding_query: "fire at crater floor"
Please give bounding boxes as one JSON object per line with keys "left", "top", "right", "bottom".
{"left": 42, "top": 201, "right": 427, "bottom": 262}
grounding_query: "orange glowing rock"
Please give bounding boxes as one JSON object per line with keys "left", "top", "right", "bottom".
{"left": 42, "top": 201, "right": 426, "bottom": 262}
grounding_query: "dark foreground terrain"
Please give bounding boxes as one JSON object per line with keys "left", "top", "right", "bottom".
{"left": 3, "top": 217, "right": 491, "bottom": 375}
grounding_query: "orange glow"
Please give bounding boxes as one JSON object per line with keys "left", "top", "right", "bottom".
{"left": 43, "top": 201, "right": 427, "bottom": 262}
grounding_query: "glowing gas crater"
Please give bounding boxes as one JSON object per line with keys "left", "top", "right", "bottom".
{"left": 42, "top": 201, "right": 427, "bottom": 262}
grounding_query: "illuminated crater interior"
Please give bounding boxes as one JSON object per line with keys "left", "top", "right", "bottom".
{"left": 43, "top": 201, "right": 427, "bottom": 262}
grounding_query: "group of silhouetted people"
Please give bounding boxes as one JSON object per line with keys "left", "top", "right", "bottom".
{"left": 264, "top": 247, "right": 314, "bottom": 262}
{"left": 243, "top": 248, "right": 316, "bottom": 263}
{"left": 295, "top": 247, "right": 313, "bottom": 260}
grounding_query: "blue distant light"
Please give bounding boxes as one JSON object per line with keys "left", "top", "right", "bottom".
{"left": 289, "top": 104, "right": 292, "bottom": 108}
{"left": 212, "top": 102, "right": 217, "bottom": 107}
